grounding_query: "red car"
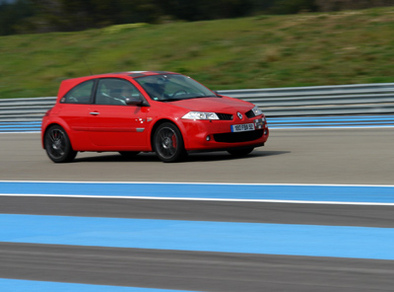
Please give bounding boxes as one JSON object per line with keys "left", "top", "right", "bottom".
{"left": 41, "top": 71, "right": 269, "bottom": 162}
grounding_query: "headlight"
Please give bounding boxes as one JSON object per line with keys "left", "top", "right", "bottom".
{"left": 182, "top": 111, "right": 219, "bottom": 120}
{"left": 252, "top": 105, "right": 263, "bottom": 116}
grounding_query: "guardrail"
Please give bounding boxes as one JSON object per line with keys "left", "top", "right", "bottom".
{"left": 0, "top": 97, "right": 57, "bottom": 122}
{"left": 1, "top": 83, "right": 394, "bottom": 122}
{"left": 219, "top": 83, "right": 394, "bottom": 117}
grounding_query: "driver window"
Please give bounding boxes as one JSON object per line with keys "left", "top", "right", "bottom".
{"left": 95, "top": 79, "right": 141, "bottom": 105}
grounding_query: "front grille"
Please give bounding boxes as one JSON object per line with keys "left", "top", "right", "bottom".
{"left": 245, "top": 110, "right": 255, "bottom": 118}
{"left": 217, "top": 113, "right": 233, "bottom": 120}
{"left": 213, "top": 130, "right": 264, "bottom": 143}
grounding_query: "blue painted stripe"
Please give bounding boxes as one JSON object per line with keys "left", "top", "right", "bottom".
{"left": 1, "top": 182, "right": 393, "bottom": 203}
{"left": 268, "top": 121, "right": 394, "bottom": 127}
{"left": 0, "top": 124, "right": 40, "bottom": 127}
{"left": 269, "top": 125, "right": 394, "bottom": 129}
{"left": 0, "top": 130, "right": 41, "bottom": 133}
{"left": 0, "top": 121, "right": 41, "bottom": 124}
{"left": 266, "top": 115, "right": 394, "bottom": 128}
{"left": 268, "top": 115, "right": 394, "bottom": 122}
{"left": 1, "top": 214, "right": 394, "bottom": 260}
{"left": 0, "top": 279, "right": 198, "bottom": 292}
{"left": 1, "top": 115, "right": 394, "bottom": 132}
{"left": 270, "top": 121, "right": 394, "bottom": 125}
{"left": 0, "top": 121, "right": 41, "bottom": 133}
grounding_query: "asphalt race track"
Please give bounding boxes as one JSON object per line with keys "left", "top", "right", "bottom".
{"left": 1, "top": 128, "right": 394, "bottom": 184}
{"left": 1, "top": 128, "right": 394, "bottom": 291}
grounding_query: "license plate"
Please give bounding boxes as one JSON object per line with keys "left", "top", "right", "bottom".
{"left": 231, "top": 123, "right": 255, "bottom": 132}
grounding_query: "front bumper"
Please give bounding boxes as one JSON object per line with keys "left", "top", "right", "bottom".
{"left": 180, "top": 117, "right": 269, "bottom": 151}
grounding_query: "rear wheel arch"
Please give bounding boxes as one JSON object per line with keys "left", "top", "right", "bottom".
{"left": 43, "top": 124, "right": 77, "bottom": 163}
{"left": 43, "top": 122, "right": 74, "bottom": 147}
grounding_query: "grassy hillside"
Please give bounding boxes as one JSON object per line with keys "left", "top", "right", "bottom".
{"left": 0, "top": 7, "right": 393, "bottom": 99}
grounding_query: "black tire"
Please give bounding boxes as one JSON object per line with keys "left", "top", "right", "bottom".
{"left": 227, "top": 147, "right": 254, "bottom": 157}
{"left": 119, "top": 151, "right": 140, "bottom": 159}
{"left": 44, "top": 125, "right": 77, "bottom": 163}
{"left": 153, "top": 122, "right": 187, "bottom": 162}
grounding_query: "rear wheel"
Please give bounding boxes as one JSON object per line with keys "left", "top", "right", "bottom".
{"left": 227, "top": 147, "right": 254, "bottom": 157}
{"left": 44, "top": 125, "right": 77, "bottom": 163}
{"left": 153, "top": 122, "right": 186, "bottom": 162}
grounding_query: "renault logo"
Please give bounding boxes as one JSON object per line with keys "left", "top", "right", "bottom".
{"left": 237, "top": 112, "right": 243, "bottom": 119}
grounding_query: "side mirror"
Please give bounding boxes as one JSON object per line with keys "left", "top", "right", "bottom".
{"left": 125, "top": 97, "right": 149, "bottom": 106}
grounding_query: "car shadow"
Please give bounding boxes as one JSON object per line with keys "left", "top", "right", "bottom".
{"left": 73, "top": 150, "right": 291, "bottom": 163}
{"left": 186, "top": 150, "right": 290, "bottom": 162}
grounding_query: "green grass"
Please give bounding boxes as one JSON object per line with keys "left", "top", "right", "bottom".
{"left": 1, "top": 7, "right": 393, "bottom": 99}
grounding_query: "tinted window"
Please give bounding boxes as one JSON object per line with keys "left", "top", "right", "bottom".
{"left": 62, "top": 80, "right": 94, "bottom": 104}
{"left": 135, "top": 74, "right": 216, "bottom": 101}
{"left": 95, "top": 78, "right": 142, "bottom": 105}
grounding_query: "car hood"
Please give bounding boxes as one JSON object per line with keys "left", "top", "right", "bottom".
{"left": 168, "top": 96, "right": 253, "bottom": 113}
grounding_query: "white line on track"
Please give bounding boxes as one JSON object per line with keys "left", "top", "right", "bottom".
{"left": 1, "top": 181, "right": 393, "bottom": 206}
{"left": 1, "top": 194, "right": 394, "bottom": 206}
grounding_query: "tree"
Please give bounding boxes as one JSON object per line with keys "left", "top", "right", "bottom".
{"left": 269, "top": 0, "right": 318, "bottom": 14}
{"left": 24, "top": 0, "right": 161, "bottom": 32}
{"left": 155, "top": 0, "right": 253, "bottom": 21}
{"left": 0, "top": 0, "right": 35, "bottom": 35}
{"left": 315, "top": 0, "right": 394, "bottom": 12}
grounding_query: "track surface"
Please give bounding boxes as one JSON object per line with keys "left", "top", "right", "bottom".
{"left": 1, "top": 128, "right": 393, "bottom": 184}
{"left": 1, "top": 128, "right": 394, "bottom": 291}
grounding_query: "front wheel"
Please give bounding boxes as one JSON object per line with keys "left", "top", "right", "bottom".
{"left": 153, "top": 123, "right": 187, "bottom": 162}
{"left": 44, "top": 125, "right": 77, "bottom": 163}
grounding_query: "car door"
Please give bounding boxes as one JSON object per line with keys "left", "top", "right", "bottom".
{"left": 87, "top": 78, "right": 149, "bottom": 149}
{"left": 57, "top": 79, "right": 95, "bottom": 148}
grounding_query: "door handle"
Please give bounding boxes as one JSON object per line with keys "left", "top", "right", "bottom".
{"left": 89, "top": 112, "right": 100, "bottom": 116}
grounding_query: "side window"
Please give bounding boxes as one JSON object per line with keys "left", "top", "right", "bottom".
{"left": 95, "top": 78, "right": 142, "bottom": 105}
{"left": 62, "top": 80, "right": 94, "bottom": 104}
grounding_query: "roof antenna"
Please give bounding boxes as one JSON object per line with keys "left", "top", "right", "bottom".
{"left": 83, "top": 57, "right": 93, "bottom": 75}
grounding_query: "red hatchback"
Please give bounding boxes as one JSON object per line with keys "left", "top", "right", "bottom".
{"left": 42, "top": 71, "right": 269, "bottom": 162}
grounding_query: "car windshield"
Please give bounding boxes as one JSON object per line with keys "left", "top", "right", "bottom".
{"left": 135, "top": 74, "right": 217, "bottom": 101}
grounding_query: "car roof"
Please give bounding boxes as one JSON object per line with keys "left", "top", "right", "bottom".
{"left": 123, "top": 71, "right": 177, "bottom": 78}
{"left": 75, "top": 71, "right": 176, "bottom": 80}
{"left": 57, "top": 71, "right": 178, "bottom": 98}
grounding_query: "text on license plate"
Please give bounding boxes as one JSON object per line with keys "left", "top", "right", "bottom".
{"left": 231, "top": 123, "right": 255, "bottom": 132}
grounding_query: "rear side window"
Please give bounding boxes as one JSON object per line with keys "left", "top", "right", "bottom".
{"left": 61, "top": 80, "right": 94, "bottom": 104}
